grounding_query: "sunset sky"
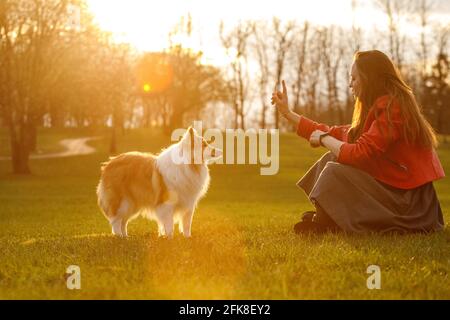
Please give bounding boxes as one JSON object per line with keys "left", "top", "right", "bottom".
{"left": 86, "top": 0, "right": 450, "bottom": 65}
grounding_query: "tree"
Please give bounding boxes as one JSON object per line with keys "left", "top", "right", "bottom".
{"left": 271, "top": 18, "right": 295, "bottom": 129}
{"left": 376, "top": 0, "right": 411, "bottom": 70}
{"left": 416, "top": 0, "right": 434, "bottom": 78}
{"left": 219, "top": 20, "right": 253, "bottom": 129}
{"left": 422, "top": 24, "right": 450, "bottom": 138}
{"left": 341, "top": 1, "right": 363, "bottom": 123}
{"left": 136, "top": 48, "right": 226, "bottom": 134}
{"left": 320, "top": 26, "right": 345, "bottom": 124}
{"left": 291, "top": 21, "right": 310, "bottom": 121}
{"left": 302, "top": 28, "right": 322, "bottom": 120}
{"left": 0, "top": 0, "right": 88, "bottom": 174}
{"left": 105, "top": 43, "right": 135, "bottom": 154}
{"left": 251, "top": 21, "right": 272, "bottom": 129}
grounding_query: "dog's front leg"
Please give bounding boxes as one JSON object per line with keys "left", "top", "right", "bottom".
{"left": 111, "top": 217, "right": 124, "bottom": 237}
{"left": 181, "top": 207, "right": 195, "bottom": 238}
{"left": 155, "top": 202, "right": 174, "bottom": 239}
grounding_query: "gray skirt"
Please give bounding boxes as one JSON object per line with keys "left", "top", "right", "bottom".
{"left": 297, "top": 152, "right": 445, "bottom": 234}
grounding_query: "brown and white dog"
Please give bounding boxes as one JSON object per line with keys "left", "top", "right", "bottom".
{"left": 96, "top": 127, "right": 222, "bottom": 238}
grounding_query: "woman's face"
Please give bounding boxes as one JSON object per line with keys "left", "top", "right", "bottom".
{"left": 349, "top": 63, "right": 362, "bottom": 98}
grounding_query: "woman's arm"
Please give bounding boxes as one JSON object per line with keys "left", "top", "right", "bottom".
{"left": 310, "top": 130, "right": 344, "bottom": 158}
{"left": 283, "top": 110, "right": 301, "bottom": 125}
{"left": 321, "top": 135, "right": 345, "bottom": 158}
{"left": 271, "top": 81, "right": 349, "bottom": 142}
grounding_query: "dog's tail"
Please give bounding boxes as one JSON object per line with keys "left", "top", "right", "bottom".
{"left": 96, "top": 179, "right": 119, "bottom": 219}
{"left": 96, "top": 180, "right": 107, "bottom": 216}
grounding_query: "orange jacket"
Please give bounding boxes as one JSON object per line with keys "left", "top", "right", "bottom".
{"left": 296, "top": 95, "right": 445, "bottom": 189}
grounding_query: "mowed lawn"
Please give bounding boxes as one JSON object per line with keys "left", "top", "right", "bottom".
{"left": 0, "top": 128, "right": 449, "bottom": 299}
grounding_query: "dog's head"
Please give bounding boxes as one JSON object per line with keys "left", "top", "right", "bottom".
{"left": 179, "top": 126, "right": 222, "bottom": 165}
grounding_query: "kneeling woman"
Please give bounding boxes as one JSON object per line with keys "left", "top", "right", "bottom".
{"left": 271, "top": 50, "right": 445, "bottom": 234}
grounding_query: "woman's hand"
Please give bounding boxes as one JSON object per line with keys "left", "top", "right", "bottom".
{"left": 270, "top": 80, "right": 300, "bottom": 125}
{"left": 310, "top": 130, "right": 326, "bottom": 148}
{"left": 271, "top": 80, "right": 290, "bottom": 116}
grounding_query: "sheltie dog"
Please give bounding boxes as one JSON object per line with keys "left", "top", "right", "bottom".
{"left": 96, "top": 127, "right": 222, "bottom": 238}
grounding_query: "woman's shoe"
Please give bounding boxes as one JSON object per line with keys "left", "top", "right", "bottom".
{"left": 293, "top": 220, "right": 329, "bottom": 234}
{"left": 301, "top": 211, "right": 316, "bottom": 222}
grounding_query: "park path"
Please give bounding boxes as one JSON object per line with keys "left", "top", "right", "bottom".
{"left": 0, "top": 137, "right": 99, "bottom": 160}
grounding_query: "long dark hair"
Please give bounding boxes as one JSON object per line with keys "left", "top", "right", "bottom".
{"left": 348, "top": 50, "right": 437, "bottom": 148}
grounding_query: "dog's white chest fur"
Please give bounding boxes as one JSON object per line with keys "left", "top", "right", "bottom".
{"left": 156, "top": 144, "right": 210, "bottom": 211}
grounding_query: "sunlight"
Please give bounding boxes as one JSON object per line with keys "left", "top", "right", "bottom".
{"left": 143, "top": 83, "right": 152, "bottom": 93}
{"left": 135, "top": 52, "right": 174, "bottom": 94}
{"left": 87, "top": 0, "right": 190, "bottom": 51}
{"left": 86, "top": 0, "right": 386, "bottom": 65}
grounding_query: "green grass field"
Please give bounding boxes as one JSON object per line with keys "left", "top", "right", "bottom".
{"left": 0, "top": 128, "right": 449, "bottom": 299}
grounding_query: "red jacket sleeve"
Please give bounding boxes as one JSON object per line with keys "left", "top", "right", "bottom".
{"left": 296, "top": 116, "right": 350, "bottom": 141}
{"left": 337, "top": 108, "right": 401, "bottom": 167}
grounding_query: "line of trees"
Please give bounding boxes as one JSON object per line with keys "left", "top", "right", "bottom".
{"left": 0, "top": 0, "right": 449, "bottom": 174}
{"left": 0, "top": 1, "right": 227, "bottom": 173}
{"left": 217, "top": 0, "right": 449, "bottom": 132}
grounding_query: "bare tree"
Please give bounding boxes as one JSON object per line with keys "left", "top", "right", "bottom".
{"left": 434, "top": 22, "right": 450, "bottom": 57}
{"left": 219, "top": 20, "right": 253, "bottom": 129}
{"left": 417, "top": 0, "right": 435, "bottom": 78}
{"left": 376, "top": 0, "right": 412, "bottom": 70}
{"left": 0, "top": 0, "right": 86, "bottom": 173}
{"left": 320, "top": 26, "right": 345, "bottom": 124}
{"left": 251, "top": 21, "right": 271, "bottom": 129}
{"left": 303, "top": 28, "right": 322, "bottom": 120}
{"left": 291, "top": 21, "right": 310, "bottom": 120}
{"left": 429, "top": 23, "right": 450, "bottom": 139}
{"left": 271, "top": 18, "right": 296, "bottom": 129}
{"left": 106, "top": 44, "right": 134, "bottom": 154}
{"left": 342, "top": 1, "right": 363, "bottom": 123}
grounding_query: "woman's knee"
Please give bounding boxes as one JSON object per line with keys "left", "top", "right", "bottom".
{"left": 321, "top": 161, "right": 346, "bottom": 178}
{"left": 318, "top": 151, "right": 337, "bottom": 164}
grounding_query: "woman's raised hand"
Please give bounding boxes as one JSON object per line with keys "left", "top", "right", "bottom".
{"left": 271, "top": 80, "right": 290, "bottom": 117}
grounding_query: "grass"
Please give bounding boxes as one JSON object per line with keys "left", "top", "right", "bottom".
{"left": 0, "top": 128, "right": 449, "bottom": 299}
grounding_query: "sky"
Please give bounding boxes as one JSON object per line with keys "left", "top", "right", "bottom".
{"left": 86, "top": 0, "right": 450, "bottom": 66}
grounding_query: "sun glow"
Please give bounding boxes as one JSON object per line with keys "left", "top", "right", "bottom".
{"left": 143, "top": 84, "right": 152, "bottom": 93}
{"left": 87, "top": 0, "right": 188, "bottom": 51}
{"left": 86, "top": 0, "right": 393, "bottom": 66}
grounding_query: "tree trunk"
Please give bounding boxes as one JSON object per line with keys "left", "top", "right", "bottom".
{"left": 10, "top": 125, "right": 31, "bottom": 174}
{"left": 233, "top": 102, "right": 239, "bottom": 129}
{"left": 50, "top": 103, "right": 64, "bottom": 128}
{"left": 260, "top": 103, "right": 267, "bottom": 129}
{"left": 239, "top": 110, "right": 245, "bottom": 130}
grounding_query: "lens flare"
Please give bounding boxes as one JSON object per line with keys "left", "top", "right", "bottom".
{"left": 143, "top": 83, "right": 152, "bottom": 92}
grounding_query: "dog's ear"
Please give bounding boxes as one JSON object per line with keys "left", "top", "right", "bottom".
{"left": 183, "top": 126, "right": 192, "bottom": 137}
{"left": 182, "top": 126, "right": 194, "bottom": 145}
{"left": 184, "top": 126, "right": 196, "bottom": 139}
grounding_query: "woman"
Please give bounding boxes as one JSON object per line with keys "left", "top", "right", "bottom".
{"left": 271, "top": 50, "right": 445, "bottom": 234}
